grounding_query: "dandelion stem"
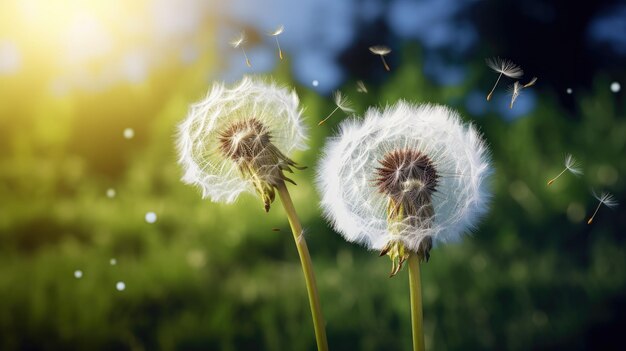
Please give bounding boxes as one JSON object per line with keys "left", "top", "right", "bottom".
{"left": 547, "top": 168, "right": 567, "bottom": 186}
{"left": 408, "top": 254, "right": 425, "bottom": 351}
{"left": 587, "top": 202, "right": 603, "bottom": 224}
{"left": 381, "top": 56, "right": 390, "bottom": 71}
{"left": 275, "top": 37, "right": 283, "bottom": 60}
{"left": 276, "top": 181, "right": 329, "bottom": 351}
{"left": 487, "top": 72, "right": 502, "bottom": 101}
{"left": 318, "top": 107, "right": 339, "bottom": 126}
{"left": 242, "top": 48, "right": 252, "bottom": 67}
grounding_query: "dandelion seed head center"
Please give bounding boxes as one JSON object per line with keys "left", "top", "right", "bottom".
{"left": 218, "top": 118, "right": 272, "bottom": 161}
{"left": 375, "top": 149, "right": 439, "bottom": 201}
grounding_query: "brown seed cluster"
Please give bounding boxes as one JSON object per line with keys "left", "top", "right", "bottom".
{"left": 218, "top": 118, "right": 303, "bottom": 212}
{"left": 375, "top": 149, "right": 439, "bottom": 204}
{"left": 375, "top": 149, "right": 439, "bottom": 271}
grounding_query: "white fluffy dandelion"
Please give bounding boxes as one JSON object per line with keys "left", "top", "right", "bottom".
{"left": 318, "top": 91, "right": 355, "bottom": 126}
{"left": 588, "top": 190, "right": 618, "bottom": 224}
{"left": 176, "top": 76, "right": 307, "bottom": 212}
{"left": 231, "top": 32, "right": 252, "bottom": 67}
{"left": 369, "top": 45, "right": 391, "bottom": 71}
{"left": 317, "top": 101, "right": 492, "bottom": 275}
{"left": 486, "top": 57, "right": 524, "bottom": 101}
{"left": 547, "top": 154, "right": 582, "bottom": 186}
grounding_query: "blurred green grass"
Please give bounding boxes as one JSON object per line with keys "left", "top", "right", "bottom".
{"left": 0, "top": 49, "right": 625, "bottom": 350}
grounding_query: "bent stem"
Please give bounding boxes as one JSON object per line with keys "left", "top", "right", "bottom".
{"left": 408, "top": 254, "right": 425, "bottom": 351}
{"left": 486, "top": 72, "right": 502, "bottom": 101}
{"left": 276, "top": 181, "right": 329, "bottom": 351}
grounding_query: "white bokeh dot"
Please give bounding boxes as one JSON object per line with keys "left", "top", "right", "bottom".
{"left": 123, "top": 128, "right": 135, "bottom": 139}
{"left": 74, "top": 270, "right": 83, "bottom": 279}
{"left": 116, "top": 281, "right": 126, "bottom": 291}
{"left": 312, "top": 80, "right": 319, "bottom": 87}
{"left": 566, "top": 88, "right": 572, "bottom": 94}
{"left": 145, "top": 211, "right": 157, "bottom": 223}
{"left": 106, "top": 188, "right": 116, "bottom": 198}
{"left": 110, "top": 258, "right": 117, "bottom": 266}
{"left": 610, "top": 82, "right": 621, "bottom": 93}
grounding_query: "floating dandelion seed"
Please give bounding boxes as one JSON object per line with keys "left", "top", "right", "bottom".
{"left": 318, "top": 91, "right": 355, "bottom": 126}
{"left": 610, "top": 81, "right": 621, "bottom": 93}
{"left": 74, "top": 270, "right": 83, "bottom": 279}
{"left": 123, "top": 128, "right": 135, "bottom": 139}
{"left": 587, "top": 190, "right": 618, "bottom": 224}
{"left": 116, "top": 281, "right": 126, "bottom": 291}
{"left": 485, "top": 57, "right": 523, "bottom": 101}
{"left": 369, "top": 45, "right": 391, "bottom": 71}
{"left": 231, "top": 32, "right": 252, "bottom": 67}
{"left": 547, "top": 154, "right": 582, "bottom": 186}
{"left": 356, "top": 80, "right": 368, "bottom": 93}
{"left": 269, "top": 25, "right": 284, "bottom": 60}
{"left": 509, "top": 77, "right": 538, "bottom": 108}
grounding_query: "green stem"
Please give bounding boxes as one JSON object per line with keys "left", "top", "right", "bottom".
{"left": 276, "top": 181, "right": 329, "bottom": 351}
{"left": 408, "top": 254, "right": 425, "bottom": 351}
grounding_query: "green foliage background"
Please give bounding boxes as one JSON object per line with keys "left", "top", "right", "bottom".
{"left": 1, "top": 45, "right": 625, "bottom": 350}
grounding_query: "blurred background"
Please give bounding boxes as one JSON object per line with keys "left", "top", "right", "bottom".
{"left": 1, "top": 0, "right": 625, "bottom": 350}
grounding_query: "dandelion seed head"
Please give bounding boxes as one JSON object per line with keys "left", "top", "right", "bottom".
{"left": 564, "top": 154, "right": 583, "bottom": 176}
{"left": 270, "top": 25, "right": 284, "bottom": 36}
{"left": 333, "top": 91, "right": 355, "bottom": 113}
{"left": 486, "top": 57, "right": 523, "bottom": 78}
{"left": 230, "top": 32, "right": 246, "bottom": 48}
{"left": 593, "top": 190, "right": 618, "bottom": 209}
{"left": 176, "top": 76, "right": 307, "bottom": 205}
{"left": 369, "top": 45, "right": 391, "bottom": 56}
{"left": 356, "top": 80, "right": 368, "bottom": 93}
{"left": 316, "top": 101, "right": 492, "bottom": 253}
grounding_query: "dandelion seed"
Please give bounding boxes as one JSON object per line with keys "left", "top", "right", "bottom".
{"left": 610, "top": 81, "right": 621, "bottom": 93}
{"left": 547, "top": 154, "right": 582, "bottom": 186}
{"left": 231, "top": 32, "right": 252, "bottom": 67}
{"left": 369, "top": 45, "right": 391, "bottom": 71}
{"left": 485, "top": 57, "right": 523, "bottom": 101}
{"left": 509, "top": 77, "right": 538, "bottom": 109}
{"left": 356, "top": 80, "right": 368, "bottom": 93}
{"left": 269, "top": 25, "right": 284, "bottom": 60}
{"left": 587, "top": 190, "right": 618, "bottom": 224}
{"left": 116, "top": 281, "right": 126, "bottom": 291}
{"left": 74, "top": 270, "right": 83, "bottom": 279}
{"left": 318, "top": 91, "right": 355, "bottom": 126}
